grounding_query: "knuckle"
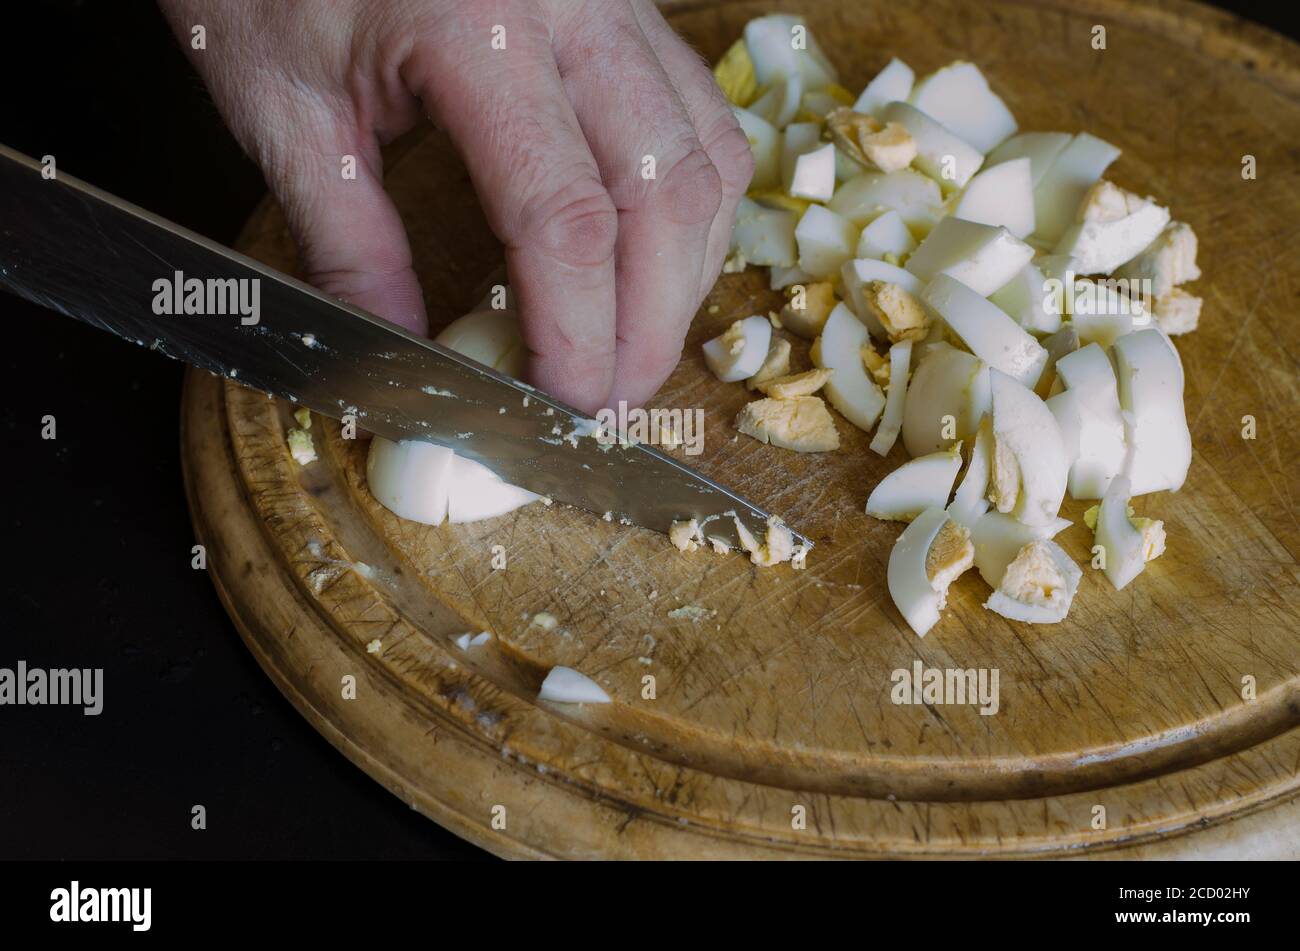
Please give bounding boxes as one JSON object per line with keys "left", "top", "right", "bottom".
{"left": 705, "top": 123, "right": 756, "bottom": 196}
{"left": 520, "top": 179, "right": 619, "bottom": 270}
{"left": 655, "top": 147, "right": 724, "bottom": 226}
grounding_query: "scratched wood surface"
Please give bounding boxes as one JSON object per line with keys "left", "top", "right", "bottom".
{"left": 181, "top": 0, "right": 1300, "bottom": 857}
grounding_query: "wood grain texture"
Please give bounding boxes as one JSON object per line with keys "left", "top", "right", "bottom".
{"left": 182, "top": 0, "right": 1300, "bottom": 857}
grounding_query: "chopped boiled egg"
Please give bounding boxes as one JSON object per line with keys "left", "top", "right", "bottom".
{"left": 756, "top": 367, "right": 834, "bottom": 398}
{"left": 811, "top": 302, "right": 887, "bottom": 432}
{"left": 853, "top": 57, "right": 915, "bottom": 117}
{"left": 794, "top": 205, "right": 861, "bottom": 278}
{"left": 908, "top": 61, "right": 1018, "bottom": 154}
{"left": 779, "top": 281, "right": 837, "bottom": 338}
{"left": 703, "top": 315, "right": 773, "bottom": 382}
{"left": 886, "top": 508, "right": 973, "bottom": 636}
{"left": 1031, "top": 132, "right": 1121, "bottom": 245}
{"left": 987, "top": 369, "right": 1069, "bottom": 528}
{"left": 1115, "top": 221, "right": 1201, "bottom": 298}
{"left": 900, "top": 343, "right": 991, "bottom": 457}
{"left": 905, "top": 217, "right": 1036, "bottom": 297}
{"left": 1054, "top": 180, "right": 1171, "bottom": 275}
{"left": 869, "top": 339, "right": 913, "bottom": 456}
{"left": 1112, "top": 328, "right": 1192, "bottom": 495}
{"left": 952, "top": 157, "right": 1035, "bottom": 238}
{"left": 984, "top": 539, "right": 1081, "bottom": 624}
{"left": 736, "top": 396, "right": 840, "bottom": 452}
{"left": 866, "top": 443, "right": 963, "bottom": 522}
{"left": 985, "top": 131, "right": 1072, "bottom": 188}
{"left": 746, "top": 336, "right": 793, "bottom": 388}
{"left": 920, "top": 275, "right": 1048, "bottom": 388}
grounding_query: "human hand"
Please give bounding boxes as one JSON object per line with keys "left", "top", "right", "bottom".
{"left": 158, "top": 0, "right": 753, "bottom": 413}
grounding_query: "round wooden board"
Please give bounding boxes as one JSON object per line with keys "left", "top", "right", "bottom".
{"left": 182, "top": 0, "right": 1300, "bottom": 858}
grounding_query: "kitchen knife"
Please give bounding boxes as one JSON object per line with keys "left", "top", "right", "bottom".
{"left": 0, "top": 144, "right": 810, "bottom": 552}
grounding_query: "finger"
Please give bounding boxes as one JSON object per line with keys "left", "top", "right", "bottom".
{"left": 548, "top": 0, "right": 724, "bottom": 408}
{"left": 631, "top": 0, "right": 755, "bottom": 286}
{"left": 406, "top": 9, "right": 618, "bottom": 414}
{"left": 254, "top": 91, "right": 429, "bottom": 336}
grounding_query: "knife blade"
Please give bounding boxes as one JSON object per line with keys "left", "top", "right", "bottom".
{"left": 0, "top": 144, "right": 810, "bottom": 552}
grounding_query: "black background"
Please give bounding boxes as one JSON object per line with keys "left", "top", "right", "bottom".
{"left": 0, "top": 1, "right": 1296, "bottom": 861}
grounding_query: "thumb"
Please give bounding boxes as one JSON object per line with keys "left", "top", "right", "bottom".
{"left": 258, "top": 101, "right": 428, "bottom": 336}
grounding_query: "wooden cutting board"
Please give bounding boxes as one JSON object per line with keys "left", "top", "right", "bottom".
{"left": 181, "top": 0, "right": 1300, "bottom": 858}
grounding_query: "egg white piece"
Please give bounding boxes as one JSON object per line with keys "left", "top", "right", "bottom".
{"left": 446, "top": 455, "right": 540, "bottom": 524}
{"left": 880, "top": 101, "right": 985, "bottom": 191}
{"left": 731, "top": 197, "right": 797, "bottom": 268}
{"left": 1112, "top": 329, "right": 1192, "bottom": 495}
{"left": 1053, "top": 343, "right": 1128, "bottom": 499}
{"left": 856, "top": 209, "right": 918, "bottom": 260}
{"left": 948, "top": 416, "right": 993, "bottom": 528}
{"left": 908, "top": 61, "right": 1018, "bottom": 154}
{"left": 840, "top": 257, "right": 925, "bottom": 337}
{"left": 867, "top": 445, "right": 962, "bottom": 522}
{"left": 812, "top": 303, "right": 887, "bottom": 432}
{"left": 901, "top": 343, "right": 991, "bottom": 457}
{"left": 1031, "top": 132, "right": 1121, "bottom": 245}
{"left": 853, "top": 57, "right": 915, "bottom": 116}
{"left": 968, "top": 510, "right": 1070, "bottom": 588}
{"left": 984, "top": 539, "right": 1081, "bottom": 624}
{"left": 538, "top": 666, "right": 611, "bottom": 704}
{"left": 732, "top": 106, "right": 781, "bottom": 190}
{"left": 366, "top": 438, "right": 456, "bottom": 525}
{"left": 829, "top": 168, "right": 944, "bottom": 230}
{"left": 434, "top": 308, "right": 525, "bottom": 378}
{"left": 951, "top": 158, "right": 1035, "bottom": 238}
{"left": 703, "top": 315, "right": 773, "bottom": 382}
{"left": 1094, "top": 475, "right": 1147, "bottom": 590}
{"left": 795, "top": 205, "right": 861, "bottom": 278}
{"left": 869, "top": 339, "right": 913, "bottom": 456}
{"left": 985, "top": 131, "right": 1073, "bottom": 188}
{"left": 988, "top": 368, "right": 1069, "bottom": 527}
{"left": 886, "top": 507, "right": 956, "bottom": 637}
{"left": 921, "top": 275, "right": 1048, "bottom": 388}
{"left": 905, "top": 217, "right": 1035, "bottom": 297}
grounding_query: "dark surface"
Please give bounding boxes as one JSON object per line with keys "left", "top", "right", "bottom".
{"left": 0, "top": 0, "right": 1296, "bottom": 861}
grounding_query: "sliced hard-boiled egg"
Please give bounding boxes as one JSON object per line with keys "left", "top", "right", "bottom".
{"left": 779, "top": 281, "right": 837, "bottom": 338}
{"left": 703, "top": 315, "right": 773, "bottom": 383}
{"left": 749, "top": 72, "right": 803, "bottom": 129}
{"left": 920, "top": 274, "right": 1048, "bottom": 388}
{"left": 968, "top": 510, "right": 1071, "bottom": 589}
{"left": 1053, "top": 342, "right": 1127, "bottom": 499}
{"left": 951, "top": 157, "right": 1035, "bottom": 238}
{"left": 948, "top": 415, "right": 993, "bottom": 527}
{"left": 840, "top": 257, "right": 925, "bottom": 337}
{"left": 880, "top": 101, "right": 984, "bottom": 191}
{"left": 1031, "top": 132, "right": 1121, "bottom": 245}
{"left": 853, "top": 57, "right": 915, "bottom": 117}
{"left": 1112, "top": 328, "right": 1191, "bottom": 494}
{"left": 446, "top": 454, "right": 540, "bottom": 524}
{"left": 736, "top": 395, "right": 840, "bottom": 452}
{"left": 794, "top": 205, "right": 861, "bottom": 278}
{"left": 538, "top": 666, "right": 611, "bottom": 704}
{"left": 855, "top": 209, "right": 918, "bottom": 260}
{"left": 730, "top": 196, "right": 797, "bottom": 268}
{"left": 1114, "top": 221, "right": 1201, "bottom": 299}
{"left": 984, "top": 539, "right": 1081, "bottom": 624}
{"left": 988, "top": 368, "right": 1069, "bottom": 527}
{"left": 780, "top": 122, "right": 822, "bottom": 190}
{"left": 869, "top": 339, "right": 913, "bottom": 456}
{"left": 1093, "top": 475, "right": 1148, "bottom": 590}
{"left": 366, "top": 438, "right": 455, "bottom": 525}
{"left": 434, "top": 308, "right": 525, "bottom": 378}
{"left": 788, "top": 142, "right": 837, "bottom": 201}
{"left": 989, "top": 261, "right": 1061, "bottom": 336}
{"left": 886, "top": 508, "right": 973, "bottom": 637}
{"left": 908, "top": 61, "right": 1018, "bottom": 154}
{"left": 1034, "top": 324, "right": 1081, "bottom": 398}
{"left": 812, "top": 302, "right": 887, "bottom": 432}
{"left": 1054, "top": 180, "right": 1171, "bottom": 276}
{"left": 1069, "top": 278, "right": 1148, "bottom": 348}
{"left": 985, "top": 131, "right": 1073, "bottom": 187}
{"left": 732, "top": 106, "right": 781, "bottom": 190}
{"left": 905, "top": 217, "right": 1035, "bottom": 296}
{"left": 828, "top": 168, "right": 944, "bottom": 230}
{"left": 866, "top": 443, "right": 963, "bottom": 522}
{"left": 901, "top": 343, "right": 991, "bottom": 457}
{"left": 743, "top": 14, "right": 837, "bottom": 89}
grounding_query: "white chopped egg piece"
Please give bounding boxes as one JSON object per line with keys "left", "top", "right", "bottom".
{"left": 812, "top": 303, "right": 887, "bottom": 432}
{"left": 926, "top": 518, "right": 976, "bottom": 608}
{"left": 669, "top": 518, "right": 705, "bottom": 553}
{"left": 853, "top": 57, "right": 915, "bottom": 117}
{"left": 985, "top": 131, "right": 1072, "bottom": 188}
{"left": 828, "top": 168, "right": 942, "bottom": 231}
{"left": 795, "top": 204, "right": 861, "bottom": 279}
{"left": 856, "top": 210, "right": 918, "bottom": 261}
{"left": 840, "top": 257, "right": 924, "bottom": 338}
{"left": 1093, "top": 476, "right": 1151, "bottom": 590}
{"left": 733, "top": 106, "right": 781, "bottom": 190}
{"left": 733, "top": 516, "right": 760, "bottom": 554}
{"left": 1152, "top": 289, "right": 1202, "bottom": 335}
{"left": 366, "top": 638, "right": 382, "bottom": 654}
{"left": 530, "top": 612, "right": 559, "bottom": 630}
{"left": 445, "top": 454, "right": 540, "bottom": 524}
{"left": 880, "top": 101, "right": 984, "bottom": 191}
{"left": 861, "top": 343, "right": 890, "bottom": 385}
{"left": 900, "top": 343, "right": 991, "bottom": 457}
{"left": 1083, "top": 503, "right": 1166, "bottom": 563}
{"left": 858, "top": 121, "right": 919, "bottom": 173}
{"left": 730, "top": 196, "right": 798, "bottom": 267}
{"left": 948, "top": 416, "right": 993, "bottom": 528}
{"left": 908, "top": 61, "right": 1018, "bottom": 154}
{"left": 1115, "top": 221, "right": 1201, "bottom": 298}
{"left": 906, "top": 217, "right": 1036, "bottom": 297}
{"left": 1112, "top": 329, "right": 1191, "bottom": 495}
{"left": 1054, "top": 180, "right": 1171, "bottom": 275}
{"left": 984, "top": 539, "right": 1081, "bottom": 624}
{"left": 989, "top": 261, "right": 1062, "bottom": 336}
{"left": 788, "top": 142, "right": 837, "bottom": 201}
{"left": 434, "top": 308, "right": 525, "bottom": 378}
{"left": 743, "top": 14, "right": 837, "bottom": 89}
{"left": 987, "top": 369, "right": 1069, "bottom": 528}
{"left": 1053, "top": 342, "right": 1127, "bottom": 499}
{"left": 779, "top": 281, "right": 837, "bottom": 338}
{"left": 1031, "top": 132, "right": 1121, "bottom": 245}
{"left": 921, "top": 275, "right": 1047, "bottom": 388}
{"left": 886, "top": 508, "right": 968, "bottom": 637}
{"left": 952, "top": 157, "right": 1035, "bottom": 239}
{"left": 968, "top": 510, "right": 1070, "bottom": 589}
{"left": 756, "top": 367, "right": 834, "bottom": 398}
{"left": 866, "top": 444, "right": 963, "bottom": 522}
{"left": 293, "top": 407, "right": 312, "bottom": 429}
{"left": 538, "top": 666, "right": 610, "bottom": 705}
{"left": 745, "top": 337, "right": 793, "bottom": 389}
{"left": 287, "top": 427, "right": 317, "bottom": 466}
{"left": 703, "top": 315, "right": 772, "bottom": 382}
{"left": 453, "top": 633, "right": 471, "bottom": 650}
{"left": 367, "top": 438, "right": 454, "bottom": 524}
{"left": 736, "top": 396, "right": 840, "bottom": 452}
{"left": 869, "top": 339, "right": 913, "bottom": 456}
